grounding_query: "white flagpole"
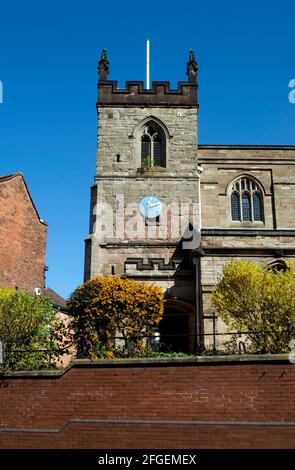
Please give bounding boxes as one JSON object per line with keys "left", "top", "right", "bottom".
{"left": 146, "top": 39, "right": 150, "bottom": 90}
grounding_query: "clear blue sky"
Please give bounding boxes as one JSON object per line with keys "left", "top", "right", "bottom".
{"left": 0, "top": 0, "right": 295, "bottom": 298}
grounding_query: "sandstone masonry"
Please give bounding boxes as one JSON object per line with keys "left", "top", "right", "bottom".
{"left": 85, "top": 50, "right": 295, "bottom": 353}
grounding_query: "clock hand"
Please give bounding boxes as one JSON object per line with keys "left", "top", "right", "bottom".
{"left": 149, "top": 202, "right": 161, "bottom": 209}
{"left": 147, "top": 201, "right": 158, "bottom": 208}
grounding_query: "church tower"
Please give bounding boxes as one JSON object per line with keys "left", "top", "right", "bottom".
{"left": 84, "top": 49, "right": 200, "bottom": 352}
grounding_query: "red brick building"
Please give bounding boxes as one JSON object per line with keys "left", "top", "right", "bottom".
{"left": 0, "top": 173, "right": 47, "bottom": 293}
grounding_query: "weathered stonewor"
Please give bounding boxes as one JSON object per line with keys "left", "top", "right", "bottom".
{"left": 85, "top": 49, "right": 295, "bottom": 354}
{"left": 97, "top": 80, "right": 198, "bottom": 107}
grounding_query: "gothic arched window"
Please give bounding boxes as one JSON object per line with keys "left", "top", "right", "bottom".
{"left": 141, "top": 123, "right": 166, "bottom": 167}
{"left": 230, "top": 177, "right": 264, "bottom": 222}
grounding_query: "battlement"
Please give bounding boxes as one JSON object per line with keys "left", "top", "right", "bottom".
{"left": 97, "top": 80, "right": 198, "bottom": 107}
{"left": 96, "top": 48, "right": 198, "bottom": 108}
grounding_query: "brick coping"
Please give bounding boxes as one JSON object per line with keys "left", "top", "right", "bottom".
{"left": 0, "top": 353, "right": 291, "bottom": 378}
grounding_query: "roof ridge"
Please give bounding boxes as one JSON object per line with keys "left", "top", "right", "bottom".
{"left": 0, "top": 172, "right": 47, "bottom": 226}
{"left": 198, "top": 144, "right": 295, "bottom": 149}
{"left": 0, "top": 172, "right": 24, "bottom": 183}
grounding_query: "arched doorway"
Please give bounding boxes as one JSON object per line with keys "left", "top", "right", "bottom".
{"left": 158, "top": 300, "right": 195, "bottom": 354}
{"left": 265, "top": 259, "right": 287, "bottom": 273}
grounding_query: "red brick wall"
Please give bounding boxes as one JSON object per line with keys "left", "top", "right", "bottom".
{"left": 0, "top": 174, "right": 47, "bottom": 292}
{"left": 0, "top": 357, "right": 294, "bottom": 449}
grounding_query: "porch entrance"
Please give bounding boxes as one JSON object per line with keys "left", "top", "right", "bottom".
{"left": 159, "top": 301, "right": 195, "bottom": 353}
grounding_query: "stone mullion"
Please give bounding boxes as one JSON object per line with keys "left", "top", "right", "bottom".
{"left": 238, "top": 192, "right": 242, "bottom": 221}
{"left": 151, "top": 136, "right": 154, "bottom": 167}
{"left": 249, "top": 190, "right": 254, "bottom": 222}
{"left": 250, "top": 180, "right": 254, "bottom": 222}
{"left": 238, "top": 180, "right": 243, "bottom": 221}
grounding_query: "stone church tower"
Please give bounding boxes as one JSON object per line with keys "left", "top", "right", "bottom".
{"left": 85, "top": 49, "right": 295, "bottom": 353}
{"left": 84, "top": 49, "right": 201, "bottom": 352}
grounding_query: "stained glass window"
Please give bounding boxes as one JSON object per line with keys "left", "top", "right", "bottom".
{"left": 231, "top": 177, "right": 264, "bottom": 223}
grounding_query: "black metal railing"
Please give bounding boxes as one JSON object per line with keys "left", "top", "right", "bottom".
{"left": 75, "top": 328, "right": 292, "bottom": 358}
{"left": 0, "top": 326, "right": 292, "bottom": 370}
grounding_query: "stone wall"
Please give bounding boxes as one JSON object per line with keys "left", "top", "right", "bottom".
{"left": 96, "top": 106, "right": 197, "bottom": 174}
{"left": 198, "top": 146, "right": 295, "bottom": 229}
{"left": 86, "top": 173, "right": 199, "bottom": 279}
{"left": 85, "top": 102, "right": 199, "bottom": 285}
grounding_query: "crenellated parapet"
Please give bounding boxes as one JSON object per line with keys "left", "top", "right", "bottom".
{"left": 97, "top": 80, "right": 198, "bottom": 107}
{"left": 97, "top": 49, "right": 198, "bottom": 108}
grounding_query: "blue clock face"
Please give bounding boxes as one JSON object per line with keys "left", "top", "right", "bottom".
{"left": 139, "top": 195, "right": 163, "bottom": 219}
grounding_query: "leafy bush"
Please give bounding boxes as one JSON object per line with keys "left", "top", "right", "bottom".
{"left": 211, "top": 260, "right": 295, "bottom": 354}
{"left": 68, "top": 276, "right": 164, "bottom": 359}
{"left": 0, "top": 288, "right": 68, "bottom": 370}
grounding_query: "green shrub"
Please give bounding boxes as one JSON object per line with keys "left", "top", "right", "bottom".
{"left": 0, "top": 289, "right": 68, "bottom": 370}
{"left": 211, "top": 260, "right": 295, "bottom": 354}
